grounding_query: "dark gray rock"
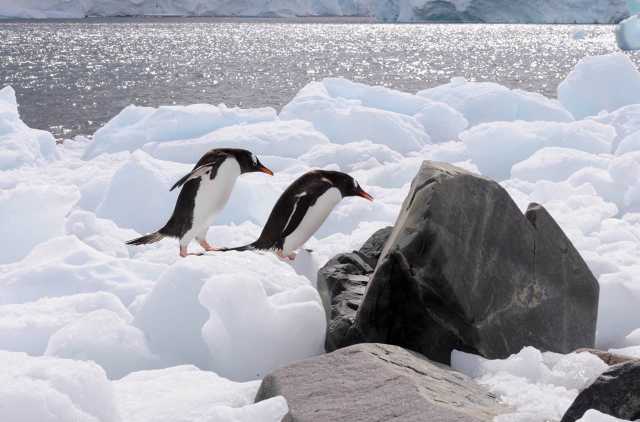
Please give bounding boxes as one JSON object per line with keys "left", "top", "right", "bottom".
{"left": 255, "top": 343, "right": 508, "bottom": 422}
{"left": 561, "top": 361, "right": 640, "bottom": 422}
{"left": 317, "top": 227, "right": 391, "bottom": 351}
{"left": 329, "top": 161, "right": 599, "bottom": 364}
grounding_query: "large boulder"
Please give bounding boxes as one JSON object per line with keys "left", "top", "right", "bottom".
{"left": 561, "top": 361, "right": 640, "bottom": 422}
{"left": 317, "top": 227, "right": 392, "bottom": 351}
{"left": 255, "top": 343, "right": 508, "bottom": 422}
{"left": 326, "top": 161, "right": 599, "bottom": 364}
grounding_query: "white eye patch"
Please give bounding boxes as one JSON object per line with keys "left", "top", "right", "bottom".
{"left": 251, "top": 154, "right": 258, "bottom": 165}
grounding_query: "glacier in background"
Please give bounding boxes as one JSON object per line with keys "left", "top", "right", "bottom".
{"left": 0, "top": 0, "right": 632, "bottom": 22}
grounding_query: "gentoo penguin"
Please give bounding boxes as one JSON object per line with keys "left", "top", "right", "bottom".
{"left": 222, "top": 170, "right": 373, "bottom": 260}
{"left": 126, "top": 148, "right": 273, "bottom": 257}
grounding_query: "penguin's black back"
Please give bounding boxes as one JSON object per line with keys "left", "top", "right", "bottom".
{"left": 252, "top": 171, "right": 334, "bottom": 250}
{"left": 160, "top": 178, "right": 201, "bottom": 238}
{"left": 160, "top": 150, "right": 233, "bottom": 239}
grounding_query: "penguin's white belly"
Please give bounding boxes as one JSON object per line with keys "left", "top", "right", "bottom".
{"left": 282, "top": 188, "right": 342, "bottom": 255}
{"left": 186, "top": 159, "right": 240, "bottom": 241}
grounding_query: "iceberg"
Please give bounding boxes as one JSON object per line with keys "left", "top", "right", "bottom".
{"left": 375, "top": 0, "right": 629, "bottom": 23}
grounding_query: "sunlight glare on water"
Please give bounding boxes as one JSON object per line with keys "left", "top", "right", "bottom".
{"left": 0, "top": 17, "right": 635, "bottom": 137}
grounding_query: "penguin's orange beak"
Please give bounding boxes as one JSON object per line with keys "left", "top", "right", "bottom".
{"left": 357, "top": 187, "right": 374, "bottom": 201}
{"left": 258, "top": 165, "right": 274, "bottom": 176}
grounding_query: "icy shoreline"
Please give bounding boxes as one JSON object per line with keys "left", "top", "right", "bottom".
{"left": 2, "top": 52, "right": 640, "bottom": 421}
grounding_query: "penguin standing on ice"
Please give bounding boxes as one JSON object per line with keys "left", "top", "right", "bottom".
{"left": 222, "top": 170, "right": 373, "bottom": 260}
{"left": 126, "top": 148, "right": 273, "bottom": 257}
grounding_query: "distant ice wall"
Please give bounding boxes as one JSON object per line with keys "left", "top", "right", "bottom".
{"left": 375, "top": 0, "right": 629, "bottom": 23}
{"left": 0, "top": 0, "right": 373, "bottom": 19}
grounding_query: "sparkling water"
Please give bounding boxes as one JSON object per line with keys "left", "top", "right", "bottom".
{"left": 0, "top": 17, "right": 636, "bottom": 137}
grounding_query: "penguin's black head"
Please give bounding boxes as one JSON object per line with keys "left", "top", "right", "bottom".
{"left": 322, "top": 171, "right": 373, "bottom": 201}
{"left": 228, "top": 149, "right": 274, "bottom": 176}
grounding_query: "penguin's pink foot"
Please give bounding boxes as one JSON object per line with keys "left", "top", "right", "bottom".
{"left": 198, "top": 239, "right": 221, "bottom": 252}
{"left": 276, "top": 250, "right": 297, "bottom": 261}
{"left": 180, "top": 246, "right": 204, "bottom": 258}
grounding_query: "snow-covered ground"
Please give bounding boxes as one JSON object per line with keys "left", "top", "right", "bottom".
{"left": 2, "top": 51, "right": 640, "bottom": 421}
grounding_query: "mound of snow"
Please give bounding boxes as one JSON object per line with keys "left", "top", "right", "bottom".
{"left": 0, "top": 351, "right": 118, "bottom": 422}
{"left": 0, "top": 86, "right": 58, "bottom": 170}
{"left": 45, "top": 309, "right": 159, "bottom": 379}
{"left": 114, "top": 365, "right": 287, "bottom": 422}
{"left": 65, "top": 210, "right": 140, "bottom": 258}
{"left": 0, "top": 292, "right": 130, "bottom": 355}
{"left": 418, "top": 77, "right": 573, "bottom": 127}
{"left": 200, "top": 274, "right": 325, "bottom": 381}
{"left": 460, "top": 120, "right": 615, "bottom": 180}
{"left": 511, "top": 147, "right": 610, "bottom": 182}
{"left": 0, "top": 236, "right": 165, "bottom": 306}
{"left": 590, "top": 104, "right": 640, "bottom": 151}
{"left": 84, "top": 103, "right": 276, "bottom": 159}
{"left": 615, "top": 129, "right": 640, "bottom": 154}
{"left": 143, "top": 119, "right": 330, "bottom": 163}
{"left": 299, "top": 140, "right": 403, "bottom": 171}
{"left": 558, "top": 53, "right": 640, "bottom": 119}
{"left": 0, "top": 183, "right": 80, "bottom": 264}
{"left": 452, "top": 347, "right": 608, "bottom": 422}
{"left": 281, "top": 80, "right": 431, "bottom": 153}
{"left": 414, "top": 101, "right": 468, "bottom": 143}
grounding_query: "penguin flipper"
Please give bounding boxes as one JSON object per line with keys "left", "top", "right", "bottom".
{"left": 170, "top": 154, "right": 228, "bottom": 192}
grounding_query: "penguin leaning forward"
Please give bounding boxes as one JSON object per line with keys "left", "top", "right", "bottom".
{"left": 221, "top": 170, "right": 373, "bottom": 260}
{"left": 126, "top": 148, "right": 273, "bottom": 257}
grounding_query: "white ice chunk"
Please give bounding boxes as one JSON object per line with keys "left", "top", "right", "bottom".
{"left": 114, "top": 365, "right": 287, "bottom": 422}
{"left": 45, "top": 309, "right": 159, "bottom": 379}
{"left": 460, "top": 120, "right": 615, "bottom": 180}
{"left": 0, "top": 292, "right": 130, "bottom": 355}
{"left": 0, "top": 183, "right": 80, "bottom": 264}
{"left": 0, "top": 351, "right": 119, "bottom": 422}
{"left": 418, "top": 77, "right": 573, "bottom": 127}
{"left": 200, "top": 274, "right": 325, "bottom": 381}
{"left": 0, "top": 86, "right": 58, "bottom": 170}
{"left": 84, "top": 103, "right": 276, "bottom": 159}
{"left": 558, "top": 53, "right": 640, "bottom": 119}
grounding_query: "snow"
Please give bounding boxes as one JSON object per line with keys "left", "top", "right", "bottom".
{"left": 616, "top": 14, "right": 640, "bottom": 51}
{"left": 0, "top": 86, "right": 58, "bottom": 170}
{"left": 418, "top": 78, "right": 573, "bottom": 127}
{"left": 452, "top": 347, "right": 608, "bottom": 422}
{"left": 558, "top": 53, "right": 640, "bottom": 119}
{"left": 2, "top": 52, "right": 640, "bottom": 420}
{"left": 376, "top": 0, "right": 629, "bottom": 23}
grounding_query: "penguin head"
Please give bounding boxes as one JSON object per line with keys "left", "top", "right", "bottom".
{"left": 322, "top": 171, "right": 374, "bottom": 202}
{"left": 229, "top": 149, "right": 274, "bottom": 176}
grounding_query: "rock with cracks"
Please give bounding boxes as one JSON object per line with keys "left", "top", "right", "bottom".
{"left": 561, "top": 361, "right": 640, "bottom": 421}
{"left": 255, "top": 343, "right": 508, "bottom": 422}
{"left": 326, "top": 161, "right": 599, "bottom": 363}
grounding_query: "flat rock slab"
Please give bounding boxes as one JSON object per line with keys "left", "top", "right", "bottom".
{"left": 255, "top": 343, "right": 508, "bottom": 422}
{"left": 562, "top": 361, "right": 640, "bottom": 422}
{"left": 327, "top": 161, "right": 598, "bottom": 363}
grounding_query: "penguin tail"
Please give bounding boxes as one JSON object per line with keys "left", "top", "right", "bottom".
{"left": 126, "top": 232, "right": 165, "bottom": 246}
{"left": 218, "top": 243, "right": 256, "bottom": 252}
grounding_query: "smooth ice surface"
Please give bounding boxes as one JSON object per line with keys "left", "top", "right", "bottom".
{"left": 2, "top": 52, "right": 640, "bottom": 420}
{"left": 616, "top": 14, "right": 640, "bottom": 51}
